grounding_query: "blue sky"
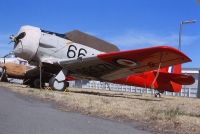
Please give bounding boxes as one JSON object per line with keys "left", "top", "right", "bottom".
{"left": 0, "top": 0, "right": 200, "bottom": 67}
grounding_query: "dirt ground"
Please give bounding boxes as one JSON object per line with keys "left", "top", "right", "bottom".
{"left": 1, "top": 82, "right": 200, "bottom": 134}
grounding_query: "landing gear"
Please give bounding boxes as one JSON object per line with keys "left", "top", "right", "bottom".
{"left": 49, "top": 76, "right": 69, "bottom": 91}
{"left": 32, "top": 78, "right": 44, "bottom": 88}
{"left": 48, "top": 69, "right": 69, "bottom": 91}
{"left": 154, "top": 92, "right": 161, "bottom": 98}
{"left": 24, "top": 78, "right": 45, "bottom": 88}
{"left": 24, "top": 68, "right": 69, "bottom": 91}
{"left": 154, "top": 91, "right": 164, "bottom": 98}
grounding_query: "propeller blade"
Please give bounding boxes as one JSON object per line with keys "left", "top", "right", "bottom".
{"left": 16, "top": 32, "right": 26, "bottom": 41}
{"left": 9, "top": 32, "right": 26, "bottom": 48}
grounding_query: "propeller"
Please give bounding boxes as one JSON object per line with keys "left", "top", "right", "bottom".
{"left": 9, "top": 32, "right": 26, "bottom": 44}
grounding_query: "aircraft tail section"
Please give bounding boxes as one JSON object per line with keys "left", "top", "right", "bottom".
{"left": 113, "top": 64, "right": 195, "bottom": 92}
{"left": 150, "top": 71, "right": 194, "bottom": 92}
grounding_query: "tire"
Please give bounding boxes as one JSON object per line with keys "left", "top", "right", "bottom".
{"left": 27, "top": 78, "right": 44, "bottom": 89}
{"left": 49, "top": 77, "right": 67, "bottom": 91}
{"left": 33, "top": 78, "right": 41, "bottom": 88}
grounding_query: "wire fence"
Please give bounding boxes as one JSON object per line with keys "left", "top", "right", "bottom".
{"left": 8, "top": 77, "right": 199, "bottom": 98}
{"left": 69, "top": 80, "right": 199, "bottom": 98}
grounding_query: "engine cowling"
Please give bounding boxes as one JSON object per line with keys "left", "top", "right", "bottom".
{"left": 13, "top": 25, "right": 41, "bottom": 61}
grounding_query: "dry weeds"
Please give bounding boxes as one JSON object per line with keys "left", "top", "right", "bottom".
{"left": 1, "top": 82, "right": 200, "bottom": 134}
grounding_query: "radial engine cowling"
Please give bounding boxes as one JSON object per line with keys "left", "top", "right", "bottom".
{"left": 13, "top": 25, "right": 41, "bottom": 61}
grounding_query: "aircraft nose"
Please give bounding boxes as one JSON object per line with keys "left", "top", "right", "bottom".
{"left": 10, "top": 32, "right": 26, "bottom": 45}
{"left": 11, "top": 32, "right": 26, "bottom": 58}
{"left": 13, "top": 41, "right": 23, "bottom": 57}
{"left": 12, "top": 25, "right": 41, "bottom": 61}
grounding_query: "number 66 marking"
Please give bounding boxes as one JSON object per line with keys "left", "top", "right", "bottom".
{"left": 67, "top": 45, "right": 87, "bottom": 58}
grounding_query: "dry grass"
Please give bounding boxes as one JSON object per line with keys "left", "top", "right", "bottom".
{"left": 1, "top": 82, "right": 200, "bottom": 134}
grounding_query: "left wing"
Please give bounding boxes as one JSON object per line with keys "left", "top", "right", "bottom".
{"left": 57, "top": 46, "right": 191, "bottom": 81}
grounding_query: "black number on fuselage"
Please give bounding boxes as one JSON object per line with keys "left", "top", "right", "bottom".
{"left": 67, "top": 45, "right": 77, "bottom": 58}
{"left": 78, "top": 48, "right": 87, "bottom": 57}
{"left": 67, "top": 45, "right": 88, "bottom": 58}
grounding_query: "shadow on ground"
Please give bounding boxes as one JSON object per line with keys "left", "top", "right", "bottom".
{"left": 69, "top": 90, "right": 163, "bottom": 102}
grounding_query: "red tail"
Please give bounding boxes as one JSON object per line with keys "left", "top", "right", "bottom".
{"left": 113, "top": 64, "right": 195, "bottom": 92}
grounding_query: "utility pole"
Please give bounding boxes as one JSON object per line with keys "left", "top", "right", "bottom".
{"left": 178, "top": 20, "right": 196, "bottom": 50}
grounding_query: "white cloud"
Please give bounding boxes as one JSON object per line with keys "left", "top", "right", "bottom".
{"left": 106, "top": 30, "right": 200, "bottom": 50}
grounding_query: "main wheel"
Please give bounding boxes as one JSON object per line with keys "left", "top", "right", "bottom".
{"left": 33, "top": 78, "right": 41, "bottom": 88}
{"left": 26, "top": 78, "right": 44, "bottom": 89}
{"left": 49, "top": 77, "right": 67, "bottom": 91}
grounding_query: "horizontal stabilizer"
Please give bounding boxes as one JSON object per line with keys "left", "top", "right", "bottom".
{"left": 113, "top": 71, "right": 195, "bottom": 92}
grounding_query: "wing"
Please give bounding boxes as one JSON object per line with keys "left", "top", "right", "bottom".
{"left": 57, "top": 46, "right": 191, "bottom": 81}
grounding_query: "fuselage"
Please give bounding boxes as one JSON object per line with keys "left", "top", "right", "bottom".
{"left": 13, "top": 25, "right": 103, "bottom": 66}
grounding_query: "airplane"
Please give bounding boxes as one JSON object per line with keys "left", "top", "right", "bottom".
{"left": 0, "top": 53, "right": 29, "bottom": 81}
{"left": 0, "top": 53, "right": 51, "bottom": 88}
{"left": 0, "top": 53, "right": 27, "bottom": 65}
{"left": 10, "top": 25, "right": 194, "bottom": 96}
